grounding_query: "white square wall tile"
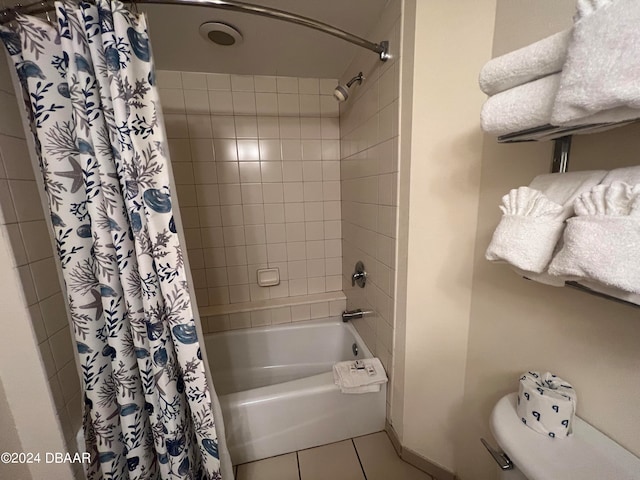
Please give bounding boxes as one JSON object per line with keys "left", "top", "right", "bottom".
{"left": 270, "top": 306, "right": 292, "bottom": 323}
{"left": 237, "top": 140, "right": 260, "bottom": 161}
{"left": 284, "top": 203, "right": 304, "bottom": 222}
{"left": 267, "top": 243, "right": 287, "bottom": 262}
{"left": 243, "top": 205, "right": 265, "bottom": 226}
{"left": 302, "top": 161, "right": 322, "bottom": 181}
{"left": 279, "top": 117, "right": 301, "bottom": 139}
{"left": 257, "top": 117, "right": 280, "bottom": 138}
{"left": 259, "top": 139, "right": 281, "bottom": 160}
{"left": 307, "top": 276, "right": 326, "bottom": 294}
{"left": 209, "top": 91, "right": 234, "bottom": 114}
{"left": 300, "top": 117, "right": 321, "bottom": 139}
{"left": 264, "top": 203, "right": 285, "bottom": 223}
{"left": 158, "top": 88, "right": 185, "bottom": 114}
{"left": 299, "top": 95, "right": 321, "bottom": 116}
{"left": 256, "top": 93, "right": 279, "bottom": 115}
{"left": 262, "top": 183, "right": 284, "bottom": 203}
{"left": 285, "top": 222, "right": 305, "bottom": 242}
{"left": 207, "top": 73, "right": 231, "bottom": 91}
{"left": 184, "top": 90, "right": 210, "bottom": 115}
{"left": 254, "top": 75, "right": 277, "bottom": 92}
{"left": 299, "top": 77, "right": 320, "bottom": 94}
{"left": 289, "top": 280, "right": 308, "bottom": 296}
{"left": 283, "top": 182, "right": 303, "bottom": 203}
{"left": 304, "top": 182, "right": 323, "bottom": 202}
{"left": 231, "top": 75, "right": 255, "bottom": 92}
{"left": 260, "top": 161, "right": 282, "bottom": 182}
{"left": 291, "top": 304, "right": 311, "bottom": 321}
{"left": 287, "top": 260, "right": 307, "bottom": 279}
{"left": 229, "top": 116, "right": 257, "bottom": 139}
{"left": 210, "top": 116, "right": 236, "bottom": 138}
{"left": 305, "top": 221, "right": 324, "bottom": 241}
{"left": 240, "top": 184, "right": 262, "bottom": 204}
{"left": 281, "top": 140, "right": 301, "bottom": 161}
{"left": 182, "top": 72, "right": 207, "bottom": 90}
{"left": 239, "top": 162, "right": 261, "bottom": 183}
{"left": 269, "top": 281, "right": 290, "bottom": 300}
{"left": 282, "top": 162, "right": 303, "bottom": 182}
{"left": 310, "top": 302, "right": 329, "bottom": 319}
{"left": 232, "top": 92, "right": 257, "bottom": 115}
{"left": 221, "top": 205, "right": 244, "bottom": 226}
{"left": 156, "top": 70, "right": 182, "bottom": 88}
{"left": 216, "top": 162, "right": 239, "bottom": 184}
{"left": 304, "top": 202, "right": 324, "bottom": 222}
{"left": 326, "top": 275, "right": 342, "bottom": 292}
{"left": 246, "top": 244, "right": 268, "bottom": 264}
{"left": 276, "top": 76, "right": 299, "bottom": 93}
{"left": 250, "top": 283, "right": 270, "bottom": 301}
{"left": 218, "top": 184, "right": 242, "bottom": 205}
{"left": 214, "top": 139, "right": 238, "bottom": 161}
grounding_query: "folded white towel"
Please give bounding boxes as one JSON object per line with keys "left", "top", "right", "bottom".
{"left": 552, "top": 0, "right": 640, "bottom": 126}
{"left": 575, "top": 0, "right": 613, "bottom": 19}
{"left": 529, "top": 170, "right": 608, "bottom": 217}
{"left": 479, "top": 30, "right": 571, "bottom": 96}
{"left": 481, "top": 74, "right": 560, "bottom": 136}
{"left": 481, "top": 72, "right": 640, "bottom": 136}
{"left": 332, "top": 358, "right": 387, "bottom": 394}
{"left": 548, "top": 183, "right": 640, "bottom": 293}
{"left": 601, "top": 166, "right": 640, "bottom": 187}
{"left": 486, "top": 171, "right": 607, "bottom": 274}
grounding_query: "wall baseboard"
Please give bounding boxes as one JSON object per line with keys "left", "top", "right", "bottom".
{"left": 385, "top": 422, "right": 456, "bottom": 480}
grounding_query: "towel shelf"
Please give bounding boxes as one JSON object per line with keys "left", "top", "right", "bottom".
{"left": 496, "top": 120, "right": 637, "bottom": 143}
{"left": 498, "top": 126, "right": 640, "bottom": 309}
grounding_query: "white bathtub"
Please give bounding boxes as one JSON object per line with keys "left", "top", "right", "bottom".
{"left": 204, "top": 317, "right": 386, "bottom": 465}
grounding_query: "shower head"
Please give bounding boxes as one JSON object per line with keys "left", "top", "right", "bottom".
{"left": 333, "top": 72, "right": 364, "bottom": 102}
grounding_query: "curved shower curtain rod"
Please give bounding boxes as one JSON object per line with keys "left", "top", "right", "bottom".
{"left": 0, "top": 0, "right": 390, "bottom": 61}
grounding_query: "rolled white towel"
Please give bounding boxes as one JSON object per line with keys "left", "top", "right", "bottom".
{"left": 575, "top": 0, "right": 613, "bottom": 19}
{"left": 486, "top": 170, "right": 607, "bottom": 274}
{"left": 548, "top": 182, "right": 640, "bottom": 293}
{"left": 486, "top": 187, "right": 564, "bottom": 273}
{"left": 551, "top": 0, "right": 640, "bottom": 126}
{"left": 481, "top": 74, "right": 560, "bottom": 136}
{"left": 479, "top": 30, "right": 571, "bottom": 97}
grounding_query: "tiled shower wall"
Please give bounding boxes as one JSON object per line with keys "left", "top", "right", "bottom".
{"left": 157, "top": 71, "right": 344, "bottom": 317}
{"left": 0, "top": 54, "right": 82, "bottom": 474}
{"left": 340, "top": 0, "right": 401, "bottom": 414}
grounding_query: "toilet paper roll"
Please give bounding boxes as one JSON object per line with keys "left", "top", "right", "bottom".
{"left": 516, "top": 371, "right": 577, "bottom": 439}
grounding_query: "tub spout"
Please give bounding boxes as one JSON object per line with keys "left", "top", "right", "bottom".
{"left": 342, "top": 309, "right": 365, "bottom": 322}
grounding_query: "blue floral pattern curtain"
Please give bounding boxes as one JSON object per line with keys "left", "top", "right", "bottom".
{"left": 1, "top": 1, "right": 223, "bottom": 478}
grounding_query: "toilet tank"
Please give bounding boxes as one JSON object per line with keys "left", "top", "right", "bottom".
{"left": 490, "top": 393, "right": 640, "bottom": 480}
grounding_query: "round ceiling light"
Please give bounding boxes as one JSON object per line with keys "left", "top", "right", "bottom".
{"left": 199, "top": 22, "right": 243, "bottom": 46}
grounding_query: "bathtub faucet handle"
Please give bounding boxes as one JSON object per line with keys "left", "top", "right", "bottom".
{"left": 351, "top": 261, "right": 367, "bottom": 288}
{"left": 342, "top": 309, "right": 364, "bottom": 322}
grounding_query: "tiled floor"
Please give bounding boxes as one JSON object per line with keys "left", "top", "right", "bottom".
{"left": 234, "top": 431, "right": 433, "bottom": 480}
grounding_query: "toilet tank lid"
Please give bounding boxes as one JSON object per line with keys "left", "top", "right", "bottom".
{"left": 490, "top": 393, "right": 640, "bottom": 480}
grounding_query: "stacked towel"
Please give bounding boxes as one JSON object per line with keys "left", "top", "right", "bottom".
{"left": 479, "top": 29, "right": 571, "bottom": 96}
{"left": 481, "top": 74, "right": 560, "bottom": 136}
{"left": 601, "top": 166, "right": 640, "bottom": 186}
{"left": 486, "top": 171, "right": 607, "bottom": 273}
{"left": 548, "top": 182, "right": 640, "bottom": 293}
{"left": 333, "top": 358, "right": 387, "bottom": 394}
{"left": 552, "top": 0, "right": 640, "bottom": 126}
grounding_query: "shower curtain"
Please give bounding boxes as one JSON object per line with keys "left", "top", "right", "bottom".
{"left": 1, "top": 1, "right": 226, "bottom": 479}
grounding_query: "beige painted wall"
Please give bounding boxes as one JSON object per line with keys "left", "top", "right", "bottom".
{"left": 397, "top": 0, "right": 497, "bottom": 472}
{"left": 457, "top": 1, "right": 640, "bottom": 479}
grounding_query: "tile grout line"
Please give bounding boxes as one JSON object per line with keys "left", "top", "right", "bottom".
{"left": 296, "top": 450, "right": 302, "bottom": 480}
{"left": 351, "top": 438, "right": 368, "bottom": 480}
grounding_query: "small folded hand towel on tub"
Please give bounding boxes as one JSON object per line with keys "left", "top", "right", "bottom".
{"left": 333, "top": 358, "right": 387, "bottom": 394}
